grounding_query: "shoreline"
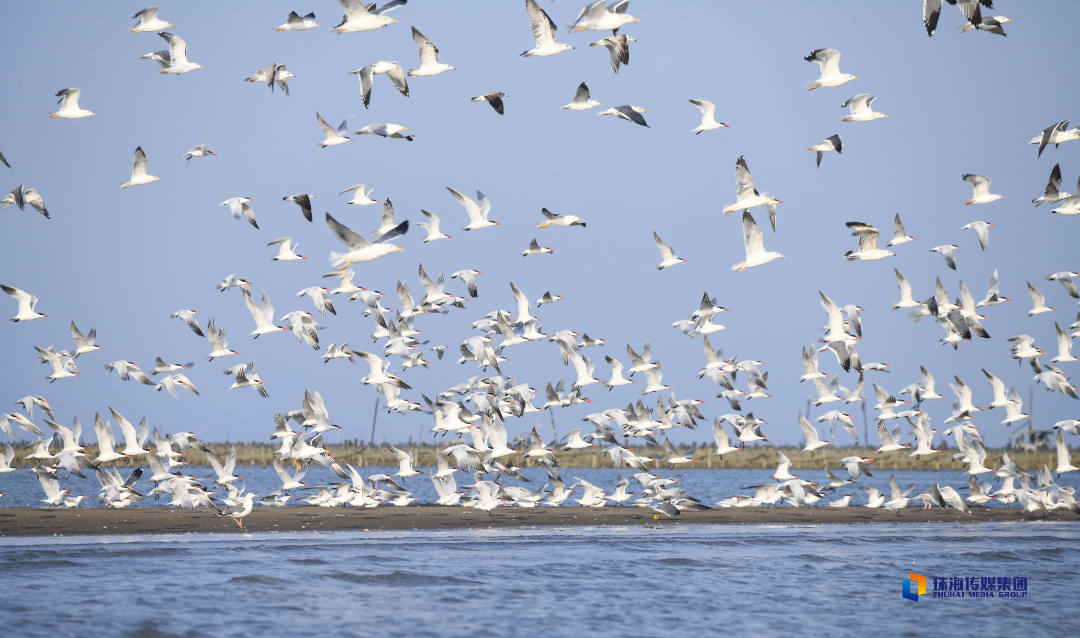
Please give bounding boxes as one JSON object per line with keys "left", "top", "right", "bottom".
{"left": 0, "top": 506, "right": 1072, "bottom": 537}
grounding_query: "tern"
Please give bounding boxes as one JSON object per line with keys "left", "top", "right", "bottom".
{"left": 733, "top": 212, "right": 783, "bottom": 271}
{"left": 653, "top": 232, "right": 686, "bottom": 270}
{"left": 182, "top": 143, "right": 215, "bottom": 163}
{"left": 2, "top": 284, "right": 48, "bottom": 321}
{"left": 687, "top": 99, "right": 729, "bottom": 134}
{"left": 221, "top": 197, "right": 258, "bottom": 228}
{"left": 316, "top": 112, "right": 353, "bottom": 147}
{"left": 448, "top": 188, "right": 500, "bottom": 230}
{"left": 340, "top": 184, "right": 380, "bottom": 206}
{"left": 268, "top": 237, "right": 305, "bottom": 261}
{"left": 325, "top": 213, "right": 405, "bottom": 269}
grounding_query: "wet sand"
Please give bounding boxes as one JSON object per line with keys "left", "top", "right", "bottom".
{"left": 0, "top": 506, "right": 1071, "bottom": 537}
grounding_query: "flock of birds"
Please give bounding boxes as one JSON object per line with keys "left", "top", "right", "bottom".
{"left": 2, "top": 1, "right": 1080, "bottom": 524}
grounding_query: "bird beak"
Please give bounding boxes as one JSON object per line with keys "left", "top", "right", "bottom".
{"left": 390, "top": 19, "right": 398, "bottom": 23}
{"left": 395, "top": 247, "right": 404, "bottom": 252}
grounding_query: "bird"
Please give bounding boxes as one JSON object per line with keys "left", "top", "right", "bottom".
{"left": 922, "top": 0, "right": 984, "bottom": 36}
{"left": 2, "top": 284, "right": 48, "bottom": 322}
{"left": 959, "top": 14, "right": 1012, "bottom": 36}
{"left": 560, "top": 82, "right": 601, "bottom": 110}
{"left": 130, "top": 7, "right": 174, "bottom": 33}
{"left": 221, "top": 197, "right": 258, "bottom": 228}
{"left": 283, "top": 194, "right": 314, "bottom": 222}
{"left": 331, "top": 0, "right": 403, "bottom": 34}
{"left": 844, "top": 222, "right": 895, "bottom": 262}
{"left": 229, "top": 367, "right": 269, "bottom": 398}
{"left": 340, "top": 184, "right": 380, "bottom": 206}
{"left": 522, "top": 0, "right": 573, "bottom": 57}
{"left": 217, "top": 493, "right": 259, "bottom": 529}
{"left": 35, "top": 346, "right": 79, "bottom": 382}
{"left": 733, "top": 212, "right": 783, "bottom": 271}
{"left": 204, "top": 319, "right": 239, "bottom": 360}
{"left": 120, "top": 147, "right": 160, "bottom": 188}
{"left": 350, "top": 62, "right": 408, "bottom": 109}
{"left": 804, "top": 49, "right": 858, "bottom": 90}
{"left": 355, "top": 123, "right": 414, "bottom": 141}
{"left": 156, "top": 374, "right": 199, "bottom": 398}
{"left": 722, "top": 156, "right": 782, "bottom": 228}
{"left": 276, "top": 11, "right": 319, "bottom": 31}
{"left": 1030, "top": 121, "right": 1080, "bottom": 158}
{"left": 567, "top": 1, "right": 639, "bottom": 33}
{"left": 0, "top": 150, "right": 8, "bottom": 168}
{"left": 1027, "top": 282, "right": 1056, "bottom": 316}
{"left": 69, "top": 322, "right": 103, "bottom": 357}
{"left": 653, "top": 232, "right": 686, "bottom": 270}
{"left": 417, "top": 210, "right": 452, "bottom": 242}
{"left": 599, "top": 105, "right": 648, "bottom": 127}
{"left": 316, "top": 113, "right": 353, "bottom": 147}
{"left": 447, "top": 188, "right": 500, "bottom": 230}
{"left": 451, "top": 270, "right": 481, "bottom": 298}
{"left": 886, "top": 213, "right": 917, "bottom": 247}
{"left": 961, "top": 221, "right": 994, "bottom": 251}
{"left": 687, "top": 99, "right": 729, "bottom": 134}
{"left": 182, "top": 143, "right": 215, "bottom": 164}
{"left": 536, "top": 208, "right": 585, "bottom": 228}
{"left": 962, "top": 174, "right": 1002, "bottom": 204}
{"left": 590, "top": 35, "right": 634, "bottom": 74}
{"left": 808, "top": 134, "right": 844, "bottom": 167}
{"left": 798, "top": 414, "right": 832, "bottom": 456}
{"left": 839, "top": 94, "right": 887, "bottom": 121}
{"left": 103, "top": 361, "right": 155, "bottom": 386}
{"left": 2, "top": 185, "right": 49, "bottom": 218}
{"left": 157, "top": 32, "right": 202, "bottom": 74}
{"left": 521, "top": 239, "right": 554, "bottom": 257}
{"left": 150, "top": 357, "right": 193, "bottom": 375}
{"left": 471, "top": 92, "right": 508, "bottom": 115}
{"left": 929, "top": 245, "right": 961, "bottom": 270}
{"left": 1033, "top": 165, "right": 1070, "bottom": 207}
{"left": 48, "top": 88, "right": 95, "bottom": 119}
{"left": 408, "top": 27, "right": 455, "bottom": 76}
{"left": 326, "top": 213, "right": 405, "bottom": 270}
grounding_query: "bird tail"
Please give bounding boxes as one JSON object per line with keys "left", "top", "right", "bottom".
{"left": 329, "top": 251, "right": 348, "bottom": 266}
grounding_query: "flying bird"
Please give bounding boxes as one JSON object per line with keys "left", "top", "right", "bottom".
{"left": 182, "top": 143, "right": 215, "bottom": 163}
{"left": 48, "top": 88, "right": 95, "bottom": 119}
{"left": 560, "top": 82, "right": 602, "bottom": 110}
{"left": 283, "top": 194, "right": 314, "bottom": 221}
{"left": 522, "top": 0, "right": 573, "bottom": 57}
{"left": 130, "top": 7, "right": 174, "bottom": 33}
{"left": 963, "top": 174, "right": 1002, "bottom": 204}
{"left": 120, "top": 147, "right": 160, "bottom": 188}
{"left": 331, "top": 0, "right": 404, "bottom": 34}
{"left": 316, "top": 113, "right": 353, "bottom": 147}
{"left": 350, "top": 62, "right": 408, "bottom": 109}
{"left": 653, "top": 232, "right": 686, "bottom": 270}
{"left": 590, "top": 35, "right": 634, "bottom": 73}
{"left": 839, "top": 94, "right": 887, "bottom": 121}
{"left": 221, "top": 197, "right": 258, "bottom": 228}
{"left": 276, "top": 11, "right": 319, "bottom": 31}
{"left": 804, "top": 49, "right": 857, "bottom": 90}
{"left": 733, "top": 212, "right": 783, "bottom": 271}
{"left": 808, "top": 134, "right": 844, "bottom": 167}
{"left": 471, "top": 92, "right": 508, "bottom": 115}
{"left": 408, "top": 27, "right": 455, "bottom": 76}
{"left": 599, "top": 105, "right": 648, "bottom": 127}
{"left": 325, "top": 213, "right": 405, "bottom": 269}
{"left": 687, "top": 99, "right": 729, "bottom": 134}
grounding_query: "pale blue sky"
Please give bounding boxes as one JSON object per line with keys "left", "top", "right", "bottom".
{"left": 1, "top": 1, "right": 1077, "bottom": 448}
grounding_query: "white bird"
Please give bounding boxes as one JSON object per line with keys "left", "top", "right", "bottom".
{"left": 448, "top": 187, "right": 500, "bottom": 230}
{"left": 315, "top": 112, "right": 353, "bottom": 147}
{"left": 156, "top": 374, "right": 199, "bottom": 398}
{"left": 733, "top": 212, "right": 783, "bottom": 271}
{"left": 922, "top": 0, "right": 983, "bottom": 36}
{"left": 687, "top": 99, "right": 729, "bottom": 134}
{"left": 157, "top": 32, "right": 202, "bottom": 74}
{"left": 536, "top": 208, "right": 585, "bottom": 228}
{"left": 599, "top": 105, "right": 649, "bottom": 127}
{"left": 215, "top": 274, "right": 251, "bottom": 293}
{"left": 204, "top": 319, "right": 239, "bottom": 360}
{"left": 959, "top": 14, "right": 1012, "bottom": 36}
{"left": 229, "top": 368, "right": 268, "bottom": 398}
{"left": 103, "top": 360, "right": 155, "bottom": 386}
{"left": 1030, "top": 121, "right": 1080, "bottom": 158}
{"left": 722, "top": 156, "right": 782, "bottom": 228}
{"left": 389, "top": 446, "right": 424, "bottom": 479}
{"left": 276, "top": 11, "right": 319, "bottom": 32}
{"left": 350, "top": 62, "right": 408, "bottom": 109}
{"left": 798, "top": 414, "right": 832, "bottom": 455}
{"left": 340, "top": 184, "right": 380, "bottom": 206}
{"left": 325, "top": 213, "right": 405, "bottom": 270}
{"left": 808, "top": 134, "right": 844, "bottom": 167}
{"left": 1033, "top": 165, "right": 1071, "bottom": 207}
{"left": 241, "top": 289, "right": 286, "bottom": 338}
{"left": 2, "top": 185, "right": 50, "bottom": 219}
{"left": 2, "top": 284, "right": 48, "bottom": 321}
{"left": 963, "top": 174, "right": 1002, "bottom": 205}
{"left": 804, "top": 49, "right": 858, "bottom": 90}
{"left": 876, "top": 422, "right": 910, "bottom": 453}
{"left": 886, "top": 213, "right": 917, "bottom": 247}
{"left": 34, "top": 346, "right": 79, "bottom": 382}
{"left": 120, "top": 147, "right": 160, "bottom": 188}
{"left": 929, "top": 244, "right": 961, "bottom": 270}
{"left": 48, "top": 88, "right": 95, "bottom": 119}
{"left": 522, "top": 0, "right": 573, "bottom": 57}
{"left": 408, "top": 27, "right": 454, "bottom": 76}
{"left": 521, "top": 239, "right": 554, "bottom": 257}
{"left": 417, "top": 210, "right": 452, "bottom": 242}
{"left": 961, "top": 221, "right": 994, "bottom": 251}
{"left": 355, "top": 123, "right": 413, "bottom": 141}
{"left": 182, "top": 143, "right": 215, "bottom": 164}
{"left": 1053, "top": 323, "right": 1078, "bottom": 363}
{"left": 130, "top": 7, "right": 174, "bottom": 33}
{"left": 568, "top": 1, "right": 639, "bottom": 33}
{"left": 839, "top": 94, "right": 887, "bottom": 121}
{"left": 560, "top": 82, "right": 601, "bottom": 110}
{"left": 69, "top": 321, "right": 103, "bottom": 357}
{"left": 653, "top": 231, "right": 686, "bottom": 270}
{"left": 1027, "top": 282, "right": 1056, "bottom": 316}
{"left": 268, "top": 237, "right": 306, "bottom": 261}
{"left": 220, "top": 197, "right": 258, "bottom": 228}
{"left": 1055, "top": 429, "right": 1079, "bottom": 475}
{"left": 217, "top": 493, "right": 259, "bottom": 529}
{"left": 844, "top": 222, "right": 895, "bottom": 262}
{"left": 883, "top": 475, "right": 915, "bottom": 515}
{"left": 331, "top": 0, "right": 403, "bottom": 34}
{"left": 976, "top": 270, "right": 1010, "bottom": 308}
{"left": 590, "top": 35, "right": 634, "bottom": 74}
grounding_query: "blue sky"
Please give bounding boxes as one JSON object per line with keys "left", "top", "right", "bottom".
{"left": 1, "top": 1, "right": 1077, "bottom": 448}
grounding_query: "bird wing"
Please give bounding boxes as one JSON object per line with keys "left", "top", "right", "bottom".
{"left": 325, "top": 213, "right": 371, "bottom": 251}
{"left": 131, "top": 147, "right": 149, "bottom": 178}
{"left": 573, "top": 82, "right": 590, "bottom": 104}
{"left": 653, "top": 231, "right": 674, "bottom": 260}
{"left": 159, "top": 32, "right": 188, "bottom": 65}
{"left": 526, "top": 0, "right": 558, "bottom": 47}
{"left": 412, "top": 27, "right": 440, "bottom": 64}
{"left": 742, "top": 211, "right": 766, "bottom": 256}
{"left": 386, "top": 66, "right": 409, "bottom": 96}
{"left": 964, "top": 174, "right": 990, "bottom": 198}
{"left": 447, "top": 187, "right": 482, "bottom": 223}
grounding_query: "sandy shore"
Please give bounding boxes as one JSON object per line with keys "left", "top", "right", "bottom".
{"left": 0, "top": 506, "right": 1071, "bottom": 537}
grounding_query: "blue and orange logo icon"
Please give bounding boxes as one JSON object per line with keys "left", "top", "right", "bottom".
{"left": 903, "top": 573, "right": 927, "bottom": 601}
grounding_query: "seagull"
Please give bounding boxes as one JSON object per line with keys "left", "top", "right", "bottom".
{"left": 960, "top": 221, "right": 994, "bottom": 251}
{"left": 568, "top": 1, "right": 639, "bottom": 33}
{"left": 2, "top": 284, "right": 47, "bottom": 321}
{"left": 418, "top": 210, "right": 452, "bottom": 242}
{"left": 267, "top": 238, "right": 305, "bottom": 261}
{"left": 182, "top": 143, "right": 215, "bottom": 164}
{"left": 447, "top": 188, "right": 500, "bottom": 230}
{"left": 929, "top": 245, "right": 961, "bottom": 270}
{"left": 350, "top": 62, "right": 408, "bottom": 109}
{"left": 355, "top": 123, "right": 414, "bottom": 141}
{"left": 69, "top": 322, "right": 103, "bottom": 357}
{"left": 220, "top": 197, "right": 258, "bottom": 228}
{"left": 316, "top": 113, "right": 353, "bottom": 147}
{"left": 885, "top": 213, "right": 917, "bottom": 246}
{"left": 522, "top": 0, "right": 573, "bottom": 57}
{"left": 217, "top": 493, "right": 259, "bottom": 529}
{"left": 326, "top": 213, "right": 405, "bottom": 269}
{"left": 471, "top": 92, "right": 508, "bottom": 115}
{"left": 590, "top": 35, "right": 634, "bottom": 74}
{"left": 599, "top": 105, "right": 649, "bottom": 127}
{"left": 722, "top": 156, "right": 782, "bottom": 226}
{"left": 331, "top": 0, "right": 403, "bottom": 34}
{"left": 804, "top": 49, "right": 857, "bottom": 90}
{"left": 2, "top": 185, "right": 49, "bottom": 218}
{"left": 733, "top": 212, "right": 783, "bottom": 271}
{"left": 1030, "top": 121, "right": 1080, "bottom": 158}
{"left": 521, "top": 239, "right": 554, "bottom": 257}
{"left": 963, "top": 174, "right": 1002, "bottom": 204}
{"left": 808, "top": 134, "right": 844, "bottom": 167}
{"left": 157, "top": 32, "right": 202, "bottom": 74}
{"left": 687, "top": 99, "right": 729, "bottom": 134}
{"left": 922, "top": 0, "right": 984, "bottom": 36}
{"left": 1033, "top": 165, "right": 1071, "bottom": 206}
{"left": 959, "top": 14, "right": 1012, "bottom": 36}
{"left": 1027, "top": 282, "right": 1056, "bottom": 316}
{"left": 653, "top": 231, "right": 686, "bottom": 270}
{"left": 536, "top": 208, "right": 585, "bottom": 228}
{"left": 130, "top": 7, "right": 174, "bottom": 33}
{"left": 844, "top": 222, "right": 895, "bottom": 261}
{"left": 276, "top": 11, "right": 319, "bottom": 31}
{"left": 408, "top": 27, "right": 455, "bottom": 76}
{"left": 839, "top": 94, "right": 887, "bottom": 121}
{"left": 48, "top": 88, "right": 95, "bottom": 119}
{"left": 120, "top": 147, "right": 160, "bottom": 188}
{"left": 560, "top": 82, "right": 601, "bottom": 110}
{"left": 283, "top": 194, "right": 314, "bottom": 221}
{"left": 103, "top": 361, "right": 155, "bottom": 386}
{"left": 204, "top": 319, "right": 239, "bottom": 360}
